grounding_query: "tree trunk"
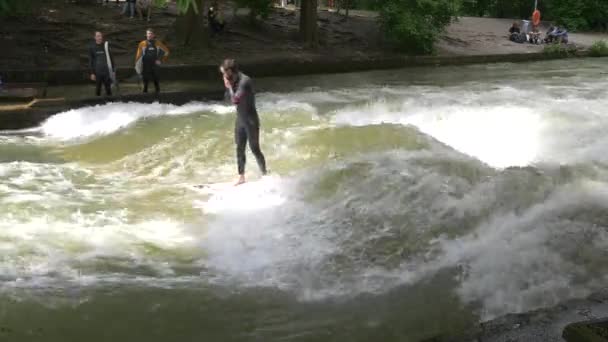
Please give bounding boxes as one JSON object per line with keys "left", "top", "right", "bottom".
{"left": 174, "top": 0, "right": 210, "bottom": 47}
{"left": 299, "top": 0, "right": 318, "bottom": 48}
{"left": 344, "top": 0, "right": 349, "bottom": 18}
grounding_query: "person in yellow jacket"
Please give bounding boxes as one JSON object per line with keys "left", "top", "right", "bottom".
{"left": 135, "top": 28, "right": 170, "bottom": 95}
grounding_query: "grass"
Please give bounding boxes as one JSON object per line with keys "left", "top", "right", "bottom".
{"left": 589, "top": 40, "right": 608, "bottom": 57}
{"left": 543, "top": 43, "right": 578, "bottom": 57}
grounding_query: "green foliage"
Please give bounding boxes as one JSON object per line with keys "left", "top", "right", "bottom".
{"left": 350, "top": 0, "right": 383, "bottom": 10}
{"left": 459, "top": 0, "right": 539, "bottom": 18}
{"left": 546, "top": 0, "right": 587, "bottom": 31}
{"left": 236, "top": 0, "right": 273, "bottom": 20}
{"left": 0, "top": 0, "right": 33, "bottom": 17}
{"left": 589, "top": 40, "right": 608, "bottom": 57}
{"left": 379, "top": 0, "right": 458, "bottom": 54}
{"left": 543, "top": 43, "right": 577, "bottom": 57}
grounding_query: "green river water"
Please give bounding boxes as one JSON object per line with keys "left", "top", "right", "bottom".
{"left": 1, "top": 58, "right": 608, "bottom": 341}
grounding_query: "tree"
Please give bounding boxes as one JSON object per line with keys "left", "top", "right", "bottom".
{"left": 299, "top": 0, "right": 319, "bottom": 48}
{"left": 174, "top": 0, "right": 211, "bottom": 47}
{"left": 379, "top": 0, "right": 458, "bottom": 54}
{"left": 0, "top": 0, "right": 33, "bottom": 17}
{"left": 336, "top": 0, "right": 351, "bottom": 18}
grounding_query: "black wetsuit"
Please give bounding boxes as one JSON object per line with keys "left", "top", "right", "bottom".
{"left": 142, "top": 39, "right": 163, "bottom": 94}
{"left": 226, "top": 72, "right": 267, "bottom": 176}
{"left": 88, "top": 42, "right": 115, "bottom": 96}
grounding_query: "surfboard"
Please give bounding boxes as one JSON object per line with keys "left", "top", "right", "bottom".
{"left": 185, "top": 176, "right": 284, "bottom": 214}
{"left": 185, "top": 176, "right": 273, "bottom": 195}
{"left": 104, "top": 41, "right": 120, "bottom": 95}
{"left": 188, "top": 181, "right": 236, "bottom": 194}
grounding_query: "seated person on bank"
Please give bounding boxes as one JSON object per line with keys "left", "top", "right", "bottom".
{"left": 528, "top": 26, "right": 541, "bottom": 44}
{"left": 508, "top": 22, "right": 527, "bottom": 43}
{"left": 553, "top": 27, "right": 569, "bottom": 44}
{"left": 545, "top": 26, "right": 568, "bottom": 44}
{"left": 509, "top": 22, "right": 520, "bottom": 36}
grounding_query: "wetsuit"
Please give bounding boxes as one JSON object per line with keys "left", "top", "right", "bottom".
{"left": 88, "top": 42, "right": 115, "bottom": 96}
{"left": 226, "top": 72, "right": 267, "bottom": 176}
{"left": 142, "top": 39, "right": 163, "bottom": 94}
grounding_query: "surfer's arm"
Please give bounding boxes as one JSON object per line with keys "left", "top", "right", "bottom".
{"left": 224, "top": 78, "right": 235, "bottom": 102}
{"left": 88, "top": 45, "right": 96, "bottom": 74}
{"left": 231, "top": 77, "right": 248, "bottom": 104}
{"left": 156, "top": 40, "right": 170, "bottom": 62}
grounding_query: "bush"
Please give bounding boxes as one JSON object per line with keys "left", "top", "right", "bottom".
{"left": 379, "top": 0, "right": 458, "bottom": 54}
{"left": 236, "top": 0, "right": 273, "bottom": 20}
{"left": 543, "top": 43, "right": 577, "bottom": 57}
{"left": 589, "top": 40, "right": 608, "bottom": 57}
{"left": 0, "top": 0, "right": 34, "bottom": 17}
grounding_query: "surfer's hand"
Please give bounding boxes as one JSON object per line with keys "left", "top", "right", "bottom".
{"left": 223, "top": 76, "right": 231, "bottom": 89}
{"left": 112, "top": 72, "right": 116, "bottom": 79}
{"left": 155, "top": 60, "right": 161, "bottom": 66}
{"left": 90, "top": 74, "right": 96, "bottom": 81}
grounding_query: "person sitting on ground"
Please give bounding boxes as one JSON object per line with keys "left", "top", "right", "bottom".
{"left": 509, "top": 21, "right": 520, "bottom": 35}
{"left": 545, "top": 26, "right": 558, "bottom": 43}
{"left": 508, "top": 22, "right": 527, "bottom": 43}
{"left": 545, "top": 26, "right": 569, "bottom": 44}
{"left": 553, "top": 27, "right": 569, "bottom": 44}
{"left": 528, "top": 26, "right": 541, "bottom": 44}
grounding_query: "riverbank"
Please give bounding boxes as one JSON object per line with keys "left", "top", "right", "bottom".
{"left": 1, "top": 52, "right": 599, "bottom": 130}
{"left": 1, "top": 1, "right": 607, "bottom": 74}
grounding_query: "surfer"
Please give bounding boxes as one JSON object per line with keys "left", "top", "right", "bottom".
{"left": 88, "top": 31, "right": 116, "bottom": 97}
{"left": 135, "top": 28, "right": 170, "bottom": 95}
{"left": 220, "top": 59, "right": 267, "bottom": 186}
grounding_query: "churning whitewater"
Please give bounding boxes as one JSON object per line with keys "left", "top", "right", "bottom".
{"left": 1, "top": 59, "right": 608, "bottom": 340}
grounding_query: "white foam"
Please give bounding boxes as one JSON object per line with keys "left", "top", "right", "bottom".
{"left": 331, "top": 82, "right": 608, "bottom": 168}
{"left": 40, "top": 101, "right": 233, "bottom": 140}
{"left": 428, "top": 181, "right": 608, "bottom": 320}
{"left": 192, "top": 176, "right": 287, "bottom": 215}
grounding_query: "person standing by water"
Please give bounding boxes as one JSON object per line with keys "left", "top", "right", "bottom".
{"left": 135, "top": 28, "right": 170, "bottom": 95}
{"left": 220, "top": 59, "right": 268, "bottom": 186}
{"left": 88, "top": 31, "right": 116, "bottom": 97}
{"left": 123, "top": 0, "right": 137, "bottom": 19}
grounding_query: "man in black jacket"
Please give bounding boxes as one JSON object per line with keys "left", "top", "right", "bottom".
{"left": 88, "top": 31, "right": 116, "bottom": 97}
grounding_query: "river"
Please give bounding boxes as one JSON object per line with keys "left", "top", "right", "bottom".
{"left": 1, "top": 58, "right": 608, "bottom": 341}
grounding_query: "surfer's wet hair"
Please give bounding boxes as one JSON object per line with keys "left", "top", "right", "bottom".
{"left": 221, "top": 59, "right": 239, "bottom": 73}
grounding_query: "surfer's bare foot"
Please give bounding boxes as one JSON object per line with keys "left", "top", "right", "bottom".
{"left": 234, "top": 175, "right": 246, "bottom": 186}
